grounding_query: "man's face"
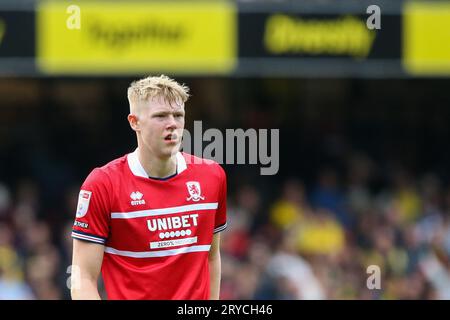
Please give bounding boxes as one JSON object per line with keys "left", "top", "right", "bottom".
{"left": 135, "top": 97, "right": 185, "bottom": 159}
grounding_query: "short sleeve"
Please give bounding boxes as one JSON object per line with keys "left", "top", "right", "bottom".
{"left": 71, "top": 168, "right": 111, "bottom": 245}
{"left": 213, "top": 165, "right": 227, "bottom": 234}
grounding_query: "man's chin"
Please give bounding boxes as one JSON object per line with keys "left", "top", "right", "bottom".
{"left": 160, "top": 146, "right": 180, "bottom": 158}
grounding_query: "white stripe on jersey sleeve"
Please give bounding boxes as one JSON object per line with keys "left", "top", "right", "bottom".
{"left": 213, "top": 222, "right": 227, "bottom": 234}
{"left": 71, "top": 231, "right": 106, "bottom": 244}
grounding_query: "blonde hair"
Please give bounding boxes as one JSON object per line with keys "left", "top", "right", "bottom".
{"left": 127, "top": 75, "right": 190, "bottom": 114}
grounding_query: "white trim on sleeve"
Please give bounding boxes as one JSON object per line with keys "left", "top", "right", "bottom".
{"left": 72, "top": 231, "right": 106, "bottom": 244}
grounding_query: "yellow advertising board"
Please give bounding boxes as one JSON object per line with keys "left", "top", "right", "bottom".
{"left": 37, "top": 1, "right": 236, "bottom": 74}
{"left": 0, "top": 19, "right": 5, "bottom": 46}
{"left": 404, "top": 1, "right": 450, "bottom": 75}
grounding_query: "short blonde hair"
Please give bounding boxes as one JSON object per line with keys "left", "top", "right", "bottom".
{"left": 127, "top": 74, "right": 190, "bottom": 114}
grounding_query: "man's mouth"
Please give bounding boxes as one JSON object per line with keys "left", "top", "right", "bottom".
{"left": 164, "top": 133, "right": 178, "bottom": 141}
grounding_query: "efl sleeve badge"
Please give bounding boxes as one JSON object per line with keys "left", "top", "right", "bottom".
{"left": 76, "top": 190, "right": 92, "bottom": 218}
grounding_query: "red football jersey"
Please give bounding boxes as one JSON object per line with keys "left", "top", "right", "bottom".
{"left": 72, "top": 150, "right": 227, "bottom": 300}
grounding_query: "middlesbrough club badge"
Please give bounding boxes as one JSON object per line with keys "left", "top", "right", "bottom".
{"left": 186, "top": 181, "right": 205, "bottom": 202}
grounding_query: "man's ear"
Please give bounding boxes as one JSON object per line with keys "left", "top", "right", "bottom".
{"left": 127, "top": 114, "right": 140, "bottom": 132}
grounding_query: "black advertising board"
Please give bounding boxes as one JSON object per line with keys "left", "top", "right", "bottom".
{"left": 0, "top": 9, "right": 36, "bottom": 74}
{"left": 238, "top": 11, "right": 403, "bottom": 77}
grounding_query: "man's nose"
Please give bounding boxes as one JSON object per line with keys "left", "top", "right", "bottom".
{"left": 166, "top": 115, "right": 177, "bottom": 129}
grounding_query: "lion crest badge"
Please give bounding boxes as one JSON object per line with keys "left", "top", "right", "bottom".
{"left": 186, "top": 181, "right": 205, "bottom": 202}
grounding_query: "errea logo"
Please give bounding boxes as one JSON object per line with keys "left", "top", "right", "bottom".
{"left": 130, "top": 191, "right": 145, "bottom": 206}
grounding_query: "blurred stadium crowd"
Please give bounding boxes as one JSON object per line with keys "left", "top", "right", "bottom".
{"left": 0, "top": 78, "right": 449, "bottom": 299}
{"left": 1, "top": 153, "right": 449, "bottom": 299}
{"left": 222, "top": 161, "right": 450, "bottom": 299}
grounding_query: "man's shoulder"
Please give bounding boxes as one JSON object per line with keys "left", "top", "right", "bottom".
{"left": 98, "top": 154, "right": 128, "bottom": 173}
{"left": 181, "top": 152, "right": 226, "bottom": 178}
{"left": 84, "top": 154, "right": 128, "bottom": 184}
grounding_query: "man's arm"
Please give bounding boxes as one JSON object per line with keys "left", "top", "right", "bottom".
{"left": 209, "top": 233, "right": 222, "bottom": 300}
{"left": 71, "top": 239, "right": 105, "bottom": 300}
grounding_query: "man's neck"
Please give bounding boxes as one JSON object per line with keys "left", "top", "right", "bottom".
{"left": 137, "top": 148, "right": 177, "bottom": 179}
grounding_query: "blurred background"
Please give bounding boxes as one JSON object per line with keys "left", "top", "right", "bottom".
{"left": 1, "top": 0, "right": 450, "bottom": 300}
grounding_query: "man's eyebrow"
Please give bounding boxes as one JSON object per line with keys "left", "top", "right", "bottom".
{"left": 153, "top": 110, "right": 185, "bottom": 115}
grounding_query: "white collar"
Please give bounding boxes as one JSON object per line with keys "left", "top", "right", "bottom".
{"left": 127, "top": 148, "right": 187, "bottom": 178}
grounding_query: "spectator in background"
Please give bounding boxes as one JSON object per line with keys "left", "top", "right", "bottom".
{"left": 263, "top": 229, "right": 325, "bottom": 299}
{"left": 311, "top": 167, "right": 351, "bottom": 227}
{"left": 0, "top": 222, "right": 34, "bottom": 299}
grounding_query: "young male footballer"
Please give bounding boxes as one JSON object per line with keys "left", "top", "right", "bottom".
{"left": 71, "top": 75, "right": 227, "bottom": 300}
